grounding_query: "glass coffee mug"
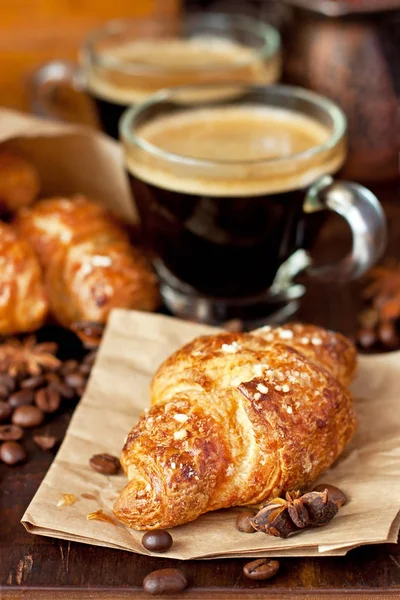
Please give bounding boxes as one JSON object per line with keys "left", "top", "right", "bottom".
{"left": 120, "top": 84, "right": 387, "bottom": 325}
{"left": 31, "top": 14, "right": 281, "bottom": 139}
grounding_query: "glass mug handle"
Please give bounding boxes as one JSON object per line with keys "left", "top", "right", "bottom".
{"left": 30, "top": 61, "right": 98, "bottom": 127}
{"left": 271, "top": 175, "right": 387, "bottom": 296}
{"left": 302, "top": 175, "right": 387, "bottom": 281}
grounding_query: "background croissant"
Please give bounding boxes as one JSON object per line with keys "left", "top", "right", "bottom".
{"left": 114, "top": 323, "right": 357, "bottom": 530}
{"left": 0, "top": 222, "right": 48, "bottom": 334}
{"left": 15, "top": 195, "right": 159, "bottom": 328}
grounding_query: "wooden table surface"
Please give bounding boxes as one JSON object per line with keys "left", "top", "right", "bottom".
{"left": 1, "top": 180, "right": 400, "bottom": 599}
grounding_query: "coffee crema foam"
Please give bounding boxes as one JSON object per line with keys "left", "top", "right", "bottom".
{"left": 85, "top": 38, "right": 278, "bottom": 105}
{"left": 125, "top": 105, "right": 346, "bottom": 196}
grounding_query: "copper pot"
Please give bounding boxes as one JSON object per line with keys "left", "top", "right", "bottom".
{"left": 282, "top": 0, "right": 400, "bottom": 182}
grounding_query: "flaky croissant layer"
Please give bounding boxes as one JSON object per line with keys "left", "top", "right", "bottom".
{"left": 114, "top": 324, "right": 357, "bottom": 530}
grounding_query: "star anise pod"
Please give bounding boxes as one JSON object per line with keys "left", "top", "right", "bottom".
{"left": 71, "top": 321, "right": 104, "bottom": 349}
{"left": 250, "top": 495, "right": 302, "bottom": 538}
{"left": 301, "top": 489, "right": 339, "bottom": 527}
{"left": 251, "top": 489, "right": 341, "bottom": 538}
{"left": 0, "top": 336, "right": 61, "bottom": 377}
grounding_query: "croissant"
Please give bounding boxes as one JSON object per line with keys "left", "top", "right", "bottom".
{"left": 114, "top": 323, "right": 357, "bottom": 530}
{"left": 0, "top": 152, "right": 40, "bottom": 213}
{"left": 0, "top": 222, "right": 48, "bottom": 334}
{"left": 15, "top": 195, "right": 159, "bottom": 327}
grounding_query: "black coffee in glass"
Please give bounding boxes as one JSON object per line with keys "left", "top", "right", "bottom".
{"left": 121, "top": 84, "right": 386, "bottom": 325}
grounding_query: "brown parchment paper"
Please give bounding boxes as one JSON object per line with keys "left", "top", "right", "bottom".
{"left": 21, "top": 309, "right": 400, "bottom": 560}
{"left": 0, "top": 107, "right": 137, "bottom": 221}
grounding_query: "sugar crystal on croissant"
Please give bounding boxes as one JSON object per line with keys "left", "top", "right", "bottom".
{"left": 113, "top": 323, "right": 357, "bottom": 530}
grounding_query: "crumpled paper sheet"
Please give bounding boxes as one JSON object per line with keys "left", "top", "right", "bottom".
{"left": 0, "top": 107, "right": 136, "bottom": 222}
{"left": 22, "top": 309, "right": 400, "bottom": 560}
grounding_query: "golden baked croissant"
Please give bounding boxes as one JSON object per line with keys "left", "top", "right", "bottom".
{"left": 0, "top": 222, "right": 48, "bottom": 334}
{"left": 15, "top": 195, "right": 159, "bottom": 327}
{"left": 114, "top": 324, "right": 357, "bottom": 530}
{"left": 0, "top": 152, "right": 40, "bottom": 213}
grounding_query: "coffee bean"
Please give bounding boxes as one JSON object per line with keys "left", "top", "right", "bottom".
{"left": 76, "top": 384, "right": 86, "bottom": 397}
{"left": 235, "top": 510, "right": 256, "bottom": 533}
{"left": 313, "top": 484, "right": 347, "bottom": 507}
{"left": 0, "top": 401, "right": 12, "bottom": 422}
{"left": 64, "top": 372, "right": 86, "bottom": 389}
{"left": 89, "top": 453, "right": 120, "bottom": 475}
{"left": 243, "top": 558, "right": 280, "bottom": 581}
{"left": 357, "top": 327, "right": 376, "bottom": 348}
{"left": 143, "top": 569, "right": 187, "bottom": 595}
{"left": 12, "top": 405, "right": 44, "bottom": 428}
{"left": 21, "top": 375, "right": 46, "bottom": 390}
{"left": 33, "top": 435, "right": 58, "bottom": 451}
{"left": 0, "top": 441, "right": 27, "bottom": 465}
{"left": 35, "top": 387, "right": 61, "bottom": 413}
{"left": 49, "top": 379, "right": 75, "bottom": 400}
{"left": 60, "top": 360, "right": 79, "bottom": 376}
{"left": 83, "top": 351, "right": 97, "bottom": 367}
{"left": 0, "top": 424, "right": 23, "bottom": 441}
{"left": 9, "top": 389, "right": 34, "bottom": 408}
{"left": 71, "top": 322, "right": 104, "bottom": 349}
{"left": 0, "top": 383, "right": 10, "bottom": 399}
{"left": 79, "top": 363, "right": 91, "bottom": 376}
{"left": 45, "top": 372, "right": 61, "bottom": 384}
{"left": 142, "top": 530, "right": 173, "bottom": 553}
{"left": 0, "top": 374, "right": 16, "bottom": 394}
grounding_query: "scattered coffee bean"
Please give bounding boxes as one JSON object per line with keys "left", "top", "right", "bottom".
{"left": 313, "top": 484, "right": 347, "bottom": 507}
{"left": 60, "top": 360, "right": 79, "bottom": 376}
{"left": 0, "top": 383, "right": 10, "bottom": 399}
{"left": 76, "top": 384, "right": 86, "bottom": 397}
{"left": 33, "top": 435, "right": 59, "bottom": 450}
{"left": 21, "top": 375, "right": 46, "bottom": 390}
{"left": 8, "top": 389, "right": 34, "bottom": 408}
{"left": 12, "top": 405, "right": 44, "bottom": 428}
{"left": 64, "top": 372, "right": 86, "bottom": 390}
{"left": 71, "top": 322, "right": 104, "bottom": 349}
{"left": 79, "top": 363, "right": 91, "bottom": 376}
{"left": 45, "top": 372, "right": 61, "bottom": 384}
{"left": 236, "top": 510, "right": 257, "bottom": 533}
{"left": 0, "top": 374, "right": 16, "bottom": 394}
{"left": 89, "top": 453, "right": 120, "bottom": 475}
{"left": 0, "top": 441, "right": 27, "bottom": 465}
{"left": 357, "top": 327, "right": 376, "bottom": 348}
{"left": 143, "top": 568, "right": 187, "bottom": 595}
{"left": 83, "top": 351, "right": 97, "bottom": 366}
{"left": 35, "top": 387, "right": 61, "bottom": 413}
{"left": 142, "top": 530, "right": 173, "bottom": 553}
{"left": 0, "top": 401, "right": 12, "bottom": 422}
{"left": 243, "top": 558, "right": 280, "bottom": 581}
{"left": 0, "top": 424, "right": 23, "bottom": 441}
{"left": 48, "top": 379, "right": 75, "bottom": 399}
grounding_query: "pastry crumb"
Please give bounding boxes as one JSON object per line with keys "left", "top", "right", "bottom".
{"left": 57, "top": 493, "right": 77, "bottom": 507}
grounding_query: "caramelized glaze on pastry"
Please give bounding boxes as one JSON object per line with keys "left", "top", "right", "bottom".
{"left": 0, "top": 222, "right": 48, "bottom": 334}
{"left": 0, "top": 152, "right": 40, "bottom": 213}
{"left": 15, "top": 195, "right": 159, "bottom": 327}
{"left": 114, "top": 324, "right": 357, "bottom": 530}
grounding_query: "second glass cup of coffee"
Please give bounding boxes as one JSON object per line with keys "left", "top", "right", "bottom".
{"left": 120, "top": 84, "right": 387, "bottom": 326}
{"left": 31, "top": 14, "right": 281, "bottom": 139}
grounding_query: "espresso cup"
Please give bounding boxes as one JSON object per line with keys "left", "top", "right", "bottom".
{"left": 31, "top": 14, "right": 281, "bottom": 139}
{"left": 120, "top": 83, "right": 387, "bottom": 325}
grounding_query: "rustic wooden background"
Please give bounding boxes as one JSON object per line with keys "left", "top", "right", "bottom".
{"left": 0, "top": 0, "right": 181, "bottom": 112}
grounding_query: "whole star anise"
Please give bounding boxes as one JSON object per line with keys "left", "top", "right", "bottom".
{"left": 250, "top": 489, "right": 341, "bottom": 538}
{"left": 0, "top": 336, "right": 61, "bottom": 377}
